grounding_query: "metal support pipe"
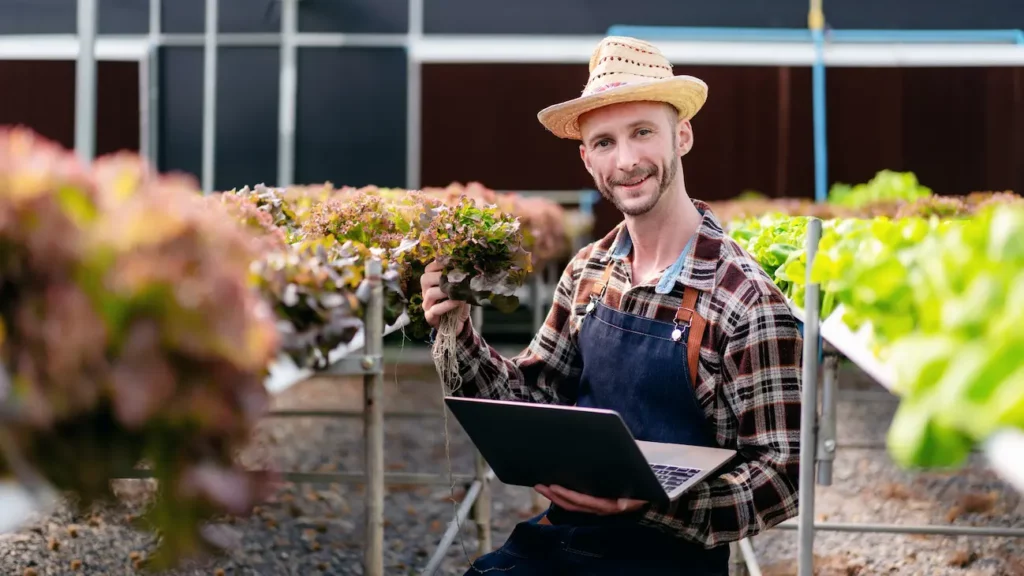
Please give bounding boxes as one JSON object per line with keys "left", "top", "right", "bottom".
{"left": 117, "top": 468, "right": 476, "bottom": 486}
{"left": 146, "top": 0, "right": 161, "bottom": 167}
{"left": 738, "top": 538, "right": 763, "bottom": 576}
{"left": 201, "top": 0, "right": 218, "bottom": 194}
{"left": 467, "top": 305, "right": 493, "bottom": 554}
{"left": 776, "top": 521, "right": 1024, "bottom": 538}
{"left": 74, "top": 0, "right": 98, "bottom": 163}
{"left": 471, "top": 306, "right": 483, "bottom": 332}
{"left": 797, "top": 217, "right": 822, "bottom": 576}
{"left": 282, "top": 471, "right": 474, "bottom": 486}
{"left": 277, "top": 0, "right": 297, "bottom": 187}
{"left": 406, "top": 0, "right": 424, "bottom": 189}
{"left": 730, "top": 542, "right": 748, "bottom": 576}
{"left": 138, "top": 52, "right": 151, "bottom": 162}
{"left": 421, "top": 469, "right": 496, "bottom": 576}
{"left": 530, "top": 271, "right": 545, "bottom": 332}
{"left": 816, "top": 354, "right": 838, "bottom": 485}
{"left": 529, "top": 271, "right": 550, "bottom": 513}
{"left": 474, "top": 452, "right": 492, "bottom": 555}
{"left": 363, "top": 258, "right": 385, "bottom": 576}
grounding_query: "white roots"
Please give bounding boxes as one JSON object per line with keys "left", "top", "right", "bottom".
{"left": 431, "top": 309, "right": 463, "bottom": 396}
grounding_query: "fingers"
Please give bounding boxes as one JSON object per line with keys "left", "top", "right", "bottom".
{"left": 421, "top": 286, "right": 447, "bottom": 309}
{"left": 534, "top": 485, "right": 591, "bottom": 513}
{"left": 419, "top": 270, "right": 442, "bottom": 292}
{"left": 547, "top": 485, "right": 621, "bottom": 514}
{"left": 424, "top": 299, "right": 465, "bottom": 327}
{"left": 535, "top": 485, "right": 612, "bottom": 515}
{"left": 425, "top": 260, "right": 443, "bottom": 273}
{"left": 618, "top": 498, "right": 646, "bottom": 512}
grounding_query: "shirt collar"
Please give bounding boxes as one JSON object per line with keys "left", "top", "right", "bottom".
{"left": 604, "top": 199, "right": 725, "bottom": 294}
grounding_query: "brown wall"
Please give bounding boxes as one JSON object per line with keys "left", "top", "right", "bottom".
{"left": 422, "top": 64, "right": 1024, "bottom": 237}
{"left": 3, "top": 59, "right": 1021, "bottom": 244}
{"left": 0, "top": 60, "right": 140, "bottom": 156}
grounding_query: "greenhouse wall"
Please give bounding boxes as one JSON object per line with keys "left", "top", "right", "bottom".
{"left": 4, "top": 0, "right": 1022, "bottom": 35}
{"left": 1, "top": 0, "right": 1022, "bottom": 218}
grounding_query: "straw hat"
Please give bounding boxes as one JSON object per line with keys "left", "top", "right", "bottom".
{"left": 537, "top": 36, "right": 708, "bottom": 140}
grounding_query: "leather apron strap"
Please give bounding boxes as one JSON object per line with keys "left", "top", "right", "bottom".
{"left": 675, "top": 286, "right": 707, "bottom": 390}
{"left": 585, "top": 259, "right": 708, "bottom": 390}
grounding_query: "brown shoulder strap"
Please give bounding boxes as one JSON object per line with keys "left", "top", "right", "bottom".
{"left": 591, "top": 260, "right": 616, "bottom": 299}
{"left": 674, "top": 286, "right": 707, "bottom": 389}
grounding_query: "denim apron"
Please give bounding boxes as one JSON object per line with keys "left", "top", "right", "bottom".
{"left": 466, "top": 233, "right": 731, "bottom": 576}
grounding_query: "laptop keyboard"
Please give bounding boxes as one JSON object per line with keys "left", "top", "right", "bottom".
{"left": 651, "top": 464, "right": 702, "bottom": 491}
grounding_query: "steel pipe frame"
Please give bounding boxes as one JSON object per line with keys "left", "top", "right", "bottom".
{"left": 277, "top": 0, "right": 298, "bottom": 187}
{"left": 117, "top": 468, "right": 477, "bottom": 486}
{"left": 421, "top": 468, "right": 496, "bottom": 576}
{"left": 775, "top": 521, "right": 1024, "bottom": 538}
{"left": 146, "top": 0, "right": 160, "bottom": 167}
{"left": 798, "top": 218, "right": 823, "bottom": 576}
{"left": 74, "top": 0, "right": 97, "bottom": 162}
{"left": 201, "top": 0, "right": 218, "bottom": 194}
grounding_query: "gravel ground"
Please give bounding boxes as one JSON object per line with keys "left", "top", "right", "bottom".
{"left": 1, "top": 354, "right": 1022, "bottom": 576}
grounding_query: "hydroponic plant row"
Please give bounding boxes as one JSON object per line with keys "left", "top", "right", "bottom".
{"left": 0, "top": 127, "right": 566, "bottom": 568}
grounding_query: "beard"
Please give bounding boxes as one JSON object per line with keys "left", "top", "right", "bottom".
{"left": 594, "top": 153, "right": 679, "bottom": 217}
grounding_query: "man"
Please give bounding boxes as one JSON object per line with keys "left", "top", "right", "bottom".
{"left": 421, "top": 36, "right": 802, "bottom": 575}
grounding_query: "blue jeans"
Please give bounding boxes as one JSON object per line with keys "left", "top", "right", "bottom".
{"left": 464, "top": 514, "right": 730, "bottom": 576}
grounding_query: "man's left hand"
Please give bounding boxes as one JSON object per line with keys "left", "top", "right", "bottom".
{"left": 535, "top": 485, "right": 647, "bottom": 515}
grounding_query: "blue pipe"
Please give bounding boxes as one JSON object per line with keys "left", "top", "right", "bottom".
{"left": 578, "top": 189, "right": 598, "bottom": 217}
{"left": 830, "top": 29, "right": 1024, "bottom": 44}
{"left": 812, "top": 28, "right": 828, "bottom": 204}
{"left": 606, "top": 25, "right": 1024, "bottom": 45}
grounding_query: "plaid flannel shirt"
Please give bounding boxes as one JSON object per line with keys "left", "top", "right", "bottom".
{"left": 449, "top": 199, "right": 803, "bottom": 548}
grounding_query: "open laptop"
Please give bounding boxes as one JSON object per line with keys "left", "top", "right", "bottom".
{"left": 444, "top": 397, "right": 737, "bottom": 505}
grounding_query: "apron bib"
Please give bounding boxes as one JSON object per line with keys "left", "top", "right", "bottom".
{"left": 466, "top": 234, "right": 730, "bottom": 576}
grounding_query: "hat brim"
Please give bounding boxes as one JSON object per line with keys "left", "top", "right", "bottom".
{"left": 537, "top": 75, "right": 708, "bottom": 140}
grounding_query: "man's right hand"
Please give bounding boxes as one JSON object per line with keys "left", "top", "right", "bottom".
{"left": 420, "top": 260, "right": 470, "bottom": 333}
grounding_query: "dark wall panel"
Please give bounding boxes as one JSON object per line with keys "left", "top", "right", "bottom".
{"left": 158, "top": 48, "right": 203, "bottom": 179}
{"left": 160, "top": 0, "right": 281, "bottom": 34}
{"left": 299, "top": 0, "right": 408, "bottom": 33}
{"left": 96, "top": 61, "right": 141, "bottom": 155}
{"left": 2, "top": 0, "right": 1022, "bottom": 36}
{"left": 421, "top": 64, "right": 590, "bottom": 191}
{"left": 825, "top": 0, "right": 1024, "bottom": 30}
{"left": 215, "top": 48, "right": 279, "bottom": 190}
{"left": 295, "top": 48, "right": 407, "bottom": 188}
{"left": 0, "top": 0, "right": 146, "bottom": 35}
{"left": 160, "top": 0, "right": 203, "bottom": 33}
{"left": 0, "top": 61, "right": 75, "bottom": 145}
{"left": 98, "top": 0, "right": 148, "bottom": 34}
{"left": 892, "top": 68, "right": 1022, "bottom": 195}
{"left": 425, "top": 0, "right": 1024, "bottom": 34}
{"left": 0, "top": 0, "right": 74, "bottom": 34}
{"left": 0, "top": 0, "right": 408, "bottom": 35}
{"left": 420, "top": 63, "right": 805, "bottom": 199}
{"left": 422, "top": 63, "right": 1023, "bottom": 238}
{"left": 0, "top": 60, "right": 139, "bottom": 154}
{"left": 158, "top": 47, "right": 280, "bottom": 190}
{"left": 424, "top": 0, "right": 803, "bottom": 34}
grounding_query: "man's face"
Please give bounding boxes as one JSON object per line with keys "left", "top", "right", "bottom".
{"left": 578, "top": 101, "right": 692, "bottom": 217}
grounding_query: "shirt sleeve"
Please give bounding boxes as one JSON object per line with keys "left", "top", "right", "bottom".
{"left": 638, "top": 289, "right": 803, "bottom": 548}
{"left": 445, "top": 252, "right": 587, "bottom": 406}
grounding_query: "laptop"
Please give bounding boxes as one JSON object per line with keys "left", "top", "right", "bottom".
{"left": 443, "top": 397, "right": 737, "bottom": 505}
